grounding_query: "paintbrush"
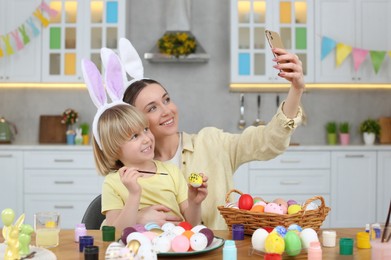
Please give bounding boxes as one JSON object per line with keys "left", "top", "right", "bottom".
{"left": 381, "top": 200, "right": 391, "bottom": 242}
{"left": 138, "top": 170, "right": 168, "bottom": 175}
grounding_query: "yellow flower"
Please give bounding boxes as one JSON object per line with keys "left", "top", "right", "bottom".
{"left": 158, "top": 32, "right": 197, "bottom": 58}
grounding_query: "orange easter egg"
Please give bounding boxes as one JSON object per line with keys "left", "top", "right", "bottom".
{"left": 182, "top": 230, "right": 195, "bottom": 241}
{"left": 250, "top": 205, "right": 265, "bottom": 213}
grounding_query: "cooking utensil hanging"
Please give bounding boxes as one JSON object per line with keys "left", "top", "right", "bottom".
{"left": 253, "top": 94, "right": 265, "bottom": 126}
{"left": 238, "top": 94, "right": 246, "bottom": 129}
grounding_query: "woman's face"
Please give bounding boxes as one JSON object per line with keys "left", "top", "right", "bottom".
{"left": 133, "top": 83, "right": 178, "bottom": 139}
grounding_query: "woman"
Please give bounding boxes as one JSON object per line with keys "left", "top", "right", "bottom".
{"left": 122, "top": 47, "right": 305, "bottom": 229}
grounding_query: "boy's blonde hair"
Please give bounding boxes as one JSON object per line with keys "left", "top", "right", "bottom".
{"left": 92, "top": 104, "right": 148, "bottom": 175}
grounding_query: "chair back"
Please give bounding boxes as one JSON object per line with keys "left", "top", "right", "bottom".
{"left": 81, "top": 194, "right": 106, "bottom": 229}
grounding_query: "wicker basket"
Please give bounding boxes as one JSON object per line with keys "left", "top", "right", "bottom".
{"left": 217, "top": 189, "right": 331, "bottom": 235}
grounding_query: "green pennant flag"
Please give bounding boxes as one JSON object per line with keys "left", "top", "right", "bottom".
{"left": 369, "top": 51, "right": 386, "bottom": 74}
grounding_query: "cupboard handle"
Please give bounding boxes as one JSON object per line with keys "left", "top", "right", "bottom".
{"left": 0, "top": 154, "right": 13, "bottom": 158}
{"left": 280, "top": 159, "right": 301, "bottom": 164}
{"left": 345, "top": 154, "right": 365, "bottom": 158}
{"left": 54, "top": 205, "right": 74, "bottom": 209}
{"left": 53, "top": 159, "right": 74, "bottom": 163}
{"left": 280, "top": 180, "right": 301, "bottom": 185}
{"left": 54, "top": 181, "right": 74, "bottom": 185}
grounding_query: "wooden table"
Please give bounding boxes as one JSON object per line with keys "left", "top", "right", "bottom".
{"left": 2, "top": 228, "right": 373, "bottom": 259}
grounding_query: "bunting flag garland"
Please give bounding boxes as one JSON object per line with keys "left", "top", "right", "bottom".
{"left": 321, "top": 35, "right": 391, "bottom": 74}
{"left": 352, "top": 48, "right": 368, "bottom": 72}
{"left": 369, "top": 51, "right": 386, "bottom": 74}
{"left": 0, "top": 1, "right": 57, "bottom": 59}
{"left": 336, "top": 43, "right": 352, "bottom": 67}
{"left": 321, "top": 36, "right": 336, "bottom": 60}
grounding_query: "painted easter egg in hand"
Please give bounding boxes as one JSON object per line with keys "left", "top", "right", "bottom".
{"left": 188, "top": 173, "right": 203, "bottom": 188}
{"left": 238, "top": 194, "right": 254, "bottom": 210}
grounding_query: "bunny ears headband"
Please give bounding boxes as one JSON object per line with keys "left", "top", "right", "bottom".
{"left": 81, "top": 38, "right": 146, "bottom": 150}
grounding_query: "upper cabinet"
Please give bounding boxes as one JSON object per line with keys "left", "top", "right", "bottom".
{"left": 315, "top": 0, "right": 391, "bottom": 83}
{"left": 0, "top": 0, "right": 42, "bottom": 82}
{"left": 230, "top": 0, "right": 314, "bottom": 85}
{"left": 41, "top": 0, "right": 125, "bottom": 82}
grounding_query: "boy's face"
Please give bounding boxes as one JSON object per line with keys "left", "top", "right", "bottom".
{"left": 119, "top": 127, "right": 155, "bottom": 166}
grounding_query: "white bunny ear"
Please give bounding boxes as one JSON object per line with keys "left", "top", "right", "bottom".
{"left": 81, "top": 58, "right": 107, "bottom": 108}
{"left": 101, "top": 48, "right": 126, "bottom": 102}
{"left": 119, "top": 38, "right": 144, "bottom": 80}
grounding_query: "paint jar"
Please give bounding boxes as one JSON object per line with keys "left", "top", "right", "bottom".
{"left": 339, "top": 238, "right": 354, "bottom": 255}
{"left": 356, "top": 231, "right": 371, "bottom": 249}
{"left": 322, "top": 230, "right": 336, "bottom": 247}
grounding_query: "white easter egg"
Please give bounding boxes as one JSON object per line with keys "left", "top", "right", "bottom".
{"left": 126, "top": 232, "right": 152, "bottom": 246}
{"left": 161, "top": 222, "right": 175, "bottom": 232}
{"left": 171, "top": 225, "right": 186, "bottom": 236}
{"left": 152, "top": 235, "right": 171, "bottom": 253}
{"left": 300, "top": 228, "right": 319, "bottom": 249}
{"left": 190, "top": 233, "right": 208, "bottom": 251}
{"left": 251, "top": 228, "right": 269, "bottom": 252}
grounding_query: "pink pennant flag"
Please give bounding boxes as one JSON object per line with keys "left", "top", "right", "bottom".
{"left": 40, "top": 1, "right": 58, "bottom": 18}
{"left": 336, "top": 43, "right": 352, "bottom": 67}
{"left": 1, "top": 35, "right": 14, "bottom": 55}
{"left": 352, "top": 48, "right": 368, "bottom": 72}
{"left": 10, "top": 29, "right": 24, "bottom": 51}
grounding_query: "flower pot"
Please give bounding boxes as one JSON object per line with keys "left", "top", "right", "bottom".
{"left": 363, "top": 132, "right": 375, "bottom": 145}
{"left": 66, "top": 133, "right": 75, "bottom": 145}
{"left": 339, "top": 133, "right": 350, "bottom": 146}
{"left": 327, "top": 133, "right": 337, "bottom": 145}
{"left": 82, "top": 135, "right": 89, "bottom": 145}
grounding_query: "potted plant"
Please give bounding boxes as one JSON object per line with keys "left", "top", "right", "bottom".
{"left": 80, "top": 122, "right": 90, "bottom": 145}
{"left": 326, "top": 121, "right": 337, "bottom": 145}
{"left": 359, "top": 119, "right": 381, "bottom": 145}
{"left": 339, "top": 122, "right": 350, "bottom": 145}
{"left": 61, "top": 108, "right": 79, "bottom": 145}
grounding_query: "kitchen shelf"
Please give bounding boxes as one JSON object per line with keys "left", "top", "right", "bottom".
{"left": 144, "top": 44, "right": 209, "bottom": 63}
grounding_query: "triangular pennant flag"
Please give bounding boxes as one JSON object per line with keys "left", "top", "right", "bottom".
{"left": 10, "top": 29, "right": 24, "bottom": 51}
{"left": 0, "top": 45, "right": 3, "bottom": 58}
{"left": 352, "top": 48, "right": 368, "bottom": 72}
{"left": 336, "top": 43, "right": 352, "bottom": 67}
{"left": 19, "top": 25, "right": 30, "bottom": 45}
{"left": 26, "top": 17, "right": 40, "bottom": 37}
{"left": 369, "top": 50, "right": 386, "bottom": 74}
{"left": 33, "top": 9, "right": 50, "bottom": 27}
{"left": 1, "top": 35, "right": 14, "bottom": 55}
{"left": 40, "top": 1, "right": 58, "bottom": 18}
{"left": 321, "top": 36, "right": 336, "bottom": 60}
{"left": 388, "top": 51, "right": 391, "bottom": 59}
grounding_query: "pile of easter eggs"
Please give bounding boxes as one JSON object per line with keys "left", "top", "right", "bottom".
{"left": 251, "top": 224, "right": 319, "bottom": 256}
{"left": 105, "top": 221, "right": 215, "bottom": 259}
{"left": 227, "top": 194, "right": 318, "bottom": 215}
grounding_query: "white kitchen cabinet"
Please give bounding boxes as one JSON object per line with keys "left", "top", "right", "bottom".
{"left": 0, "top": 150, "right": 23, "bottom": 216}
{"left": 230, "top": 0, "right": 314, "bottom": 85}
{"left": 331, "top": 151, "right": 377, "bottom": 228}
{"left": 377, "top": 151, "right": 391, "bottom": 223}
{"left": 0, "top": 0, "right": 42, "bottom": 82}
{"left": 315, "top": 0, "right": 391, "bottom": 83}
{"left": 41, "top": 0, "right": 126, "bottom": 82}
{"left": 23, "top": 149, "right": 103, "bottom": 228}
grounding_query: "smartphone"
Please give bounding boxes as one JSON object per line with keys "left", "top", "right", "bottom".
{"left": 265, "top": 30, "right": 292, "bottom": 72}
{"left": 265, "top": 30, "right": 285, "bottom": 51}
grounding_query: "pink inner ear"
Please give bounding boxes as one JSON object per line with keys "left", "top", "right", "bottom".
{"left": 82, "top": 59, "right": 106, "bottom": 107}
{"left": 106, "top": 53, "right": 124, "bottom": 101}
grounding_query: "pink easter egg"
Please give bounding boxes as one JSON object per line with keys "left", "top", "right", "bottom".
{"left": 264, "top": 202, "right": 284, "bottom": 214}
{"left": 171, "top": 235, "right": 190, "bottom": 252}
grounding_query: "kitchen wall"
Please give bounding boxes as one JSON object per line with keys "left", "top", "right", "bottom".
{"left": 1, "top": 0, "right": 390, "bottom": 146}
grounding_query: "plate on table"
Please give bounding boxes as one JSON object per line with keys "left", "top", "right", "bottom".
{"left": 158, "top": 236, "right": 225, "bottom": 256}
{"left": 0, "top": 243, "right": 57, "bottom": 259}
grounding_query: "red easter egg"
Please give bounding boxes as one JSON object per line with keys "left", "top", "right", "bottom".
{"left": 179, "top": 221, "right": 193, "bottom": 230}
{"left": 238, "top": 194, "right": 254, "bottom": 210}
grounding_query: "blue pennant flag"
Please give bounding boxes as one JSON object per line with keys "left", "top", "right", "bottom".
{"left": 321, "top": 36, "right": 337, "bottom": 60}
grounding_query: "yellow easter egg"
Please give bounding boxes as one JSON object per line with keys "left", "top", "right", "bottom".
{"left": 264, "top": 232, "right": 285, "bottom": 254}
{"left": 288, "top": 204, "right": 302, "bottom": 214}
{"left": 188, "top": 173, "right": 203, "bottom": 188}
